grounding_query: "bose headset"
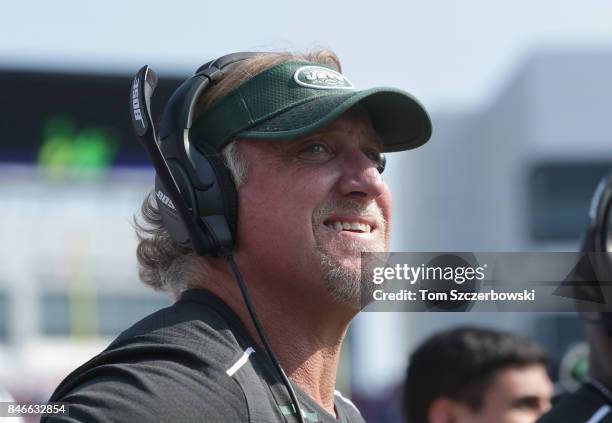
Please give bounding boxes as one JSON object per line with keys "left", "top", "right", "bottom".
{"left": 129, "top": 52, "right": 307, "bottom": 422}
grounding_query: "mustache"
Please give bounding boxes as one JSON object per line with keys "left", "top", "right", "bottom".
{"left": 312, "top": 199, "right": 386, "bottom": 228}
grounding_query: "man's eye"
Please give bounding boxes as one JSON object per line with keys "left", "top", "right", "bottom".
{"left": 298, "top": 143, "right": 333, "bottom": 160}
{"left": 305, "top": 143, "right": 328, "bottom": 153}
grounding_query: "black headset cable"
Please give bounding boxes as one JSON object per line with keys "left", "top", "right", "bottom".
{"left": 222, "top": 250, "right": 306, "bottom": 423}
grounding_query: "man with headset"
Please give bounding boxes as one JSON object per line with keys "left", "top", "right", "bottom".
{"left": 43, "top": 50, "right": 431, "bottom": 422}
{"left": 537, "top": 176, "right": 612, "bottom": 423}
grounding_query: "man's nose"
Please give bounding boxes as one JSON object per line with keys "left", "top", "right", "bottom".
{"left": 336, "top": 149, "right": 385, "bottom": 200}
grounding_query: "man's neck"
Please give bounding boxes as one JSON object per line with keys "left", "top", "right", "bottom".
{"left": 200, "top": 258, "right": 355, "bottom": 416}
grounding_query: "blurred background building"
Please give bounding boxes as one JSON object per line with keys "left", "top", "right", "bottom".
{"left": 351, "top": 49, "right": 612, "bottom": 421}
{"left": 1, "top": 1, "right": 611, "bottom": 422}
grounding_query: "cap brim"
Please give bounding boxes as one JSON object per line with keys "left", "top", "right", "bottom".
{"left": 237, "top": 87, "right": 432, "bottom": 152}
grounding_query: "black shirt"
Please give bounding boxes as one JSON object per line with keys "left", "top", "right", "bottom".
{"left": 42, "top": 289, "right": 365, "bottom": 422}
{"left": 537, "top": 384, "right": 612, "bottom": 423}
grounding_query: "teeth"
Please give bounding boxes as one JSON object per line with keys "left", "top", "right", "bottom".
{"left": 328, "top": 221, "right": 372, "bottom": 233}
{"left": 351, "top": 223, "right": 365, "bottom": 232}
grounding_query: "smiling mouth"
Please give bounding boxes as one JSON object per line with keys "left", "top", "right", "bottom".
{"left": 324, "top": 220, "right": 373, "bottom": 233}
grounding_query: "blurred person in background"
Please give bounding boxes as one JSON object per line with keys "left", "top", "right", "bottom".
{"left": 537, "top": 175, "right": 612, "bottom": 422}
{"left": 42, "top": 49, "right": 432, "bottom": 422}
{"left": 403, "top": 326, "right": 553, "bottom": 423}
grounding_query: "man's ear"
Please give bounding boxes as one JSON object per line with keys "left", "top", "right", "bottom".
{"left": 428, "top": 397, "right": 459, "bottom": 423}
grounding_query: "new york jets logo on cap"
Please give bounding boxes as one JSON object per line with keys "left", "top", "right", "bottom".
{"left": 293, "top": 66, "right": 355, "bottom": 90}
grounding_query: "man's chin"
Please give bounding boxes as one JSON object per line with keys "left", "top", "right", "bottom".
{"left": 317, "top": 251, "right": 371, "bottom": 311}
{"left": 331, "top": 253, "right": 362, "bottom": 268}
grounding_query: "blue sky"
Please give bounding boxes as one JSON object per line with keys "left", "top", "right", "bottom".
{"left": 3, "top": 0, "right": 611, "bottom": 110}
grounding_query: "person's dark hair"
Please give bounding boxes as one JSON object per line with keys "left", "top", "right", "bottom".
{"left": 403, "top": 326, "right": 548, "bottom": 423}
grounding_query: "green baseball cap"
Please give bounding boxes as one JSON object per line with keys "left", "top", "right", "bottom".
{"left": 190, "top": 61, "right": 432, "bottom": 152}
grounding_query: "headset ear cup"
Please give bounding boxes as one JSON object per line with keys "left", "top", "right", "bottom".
{"left": 151, "top": 53, "right": 260, "bottom": 255}
{"left": 195, "top": 143, "right": 238, "bottom": 240}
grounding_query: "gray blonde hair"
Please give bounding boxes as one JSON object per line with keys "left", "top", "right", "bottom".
{"left": 135, "top": 49, "right": 342, "bottom": 297}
